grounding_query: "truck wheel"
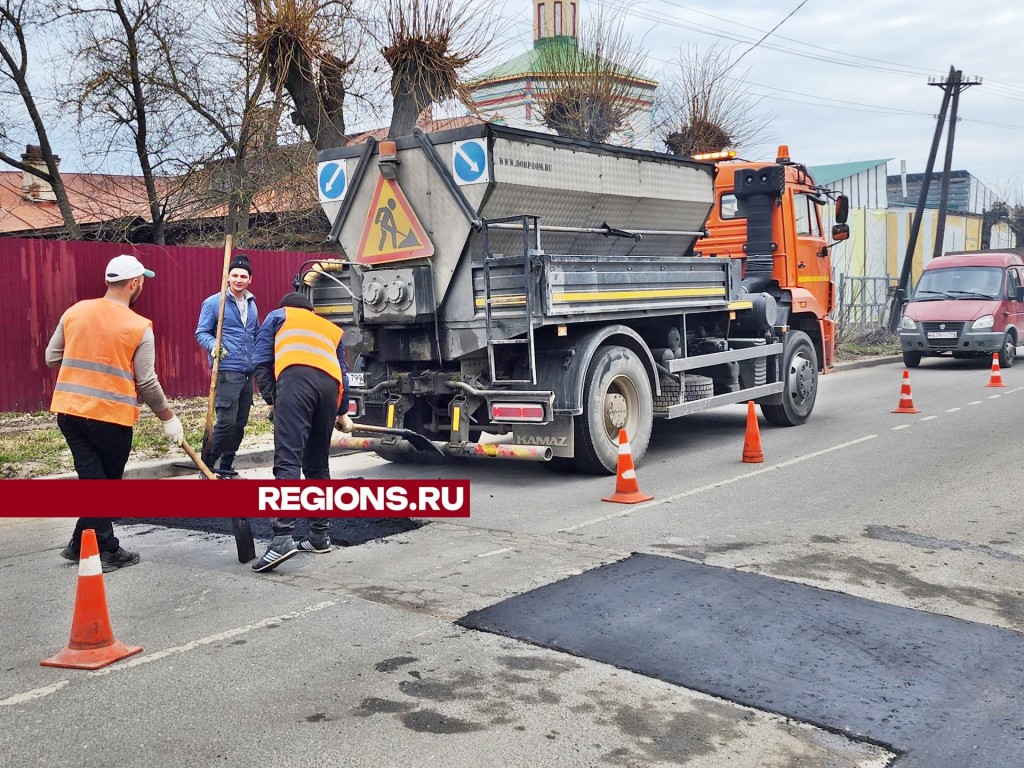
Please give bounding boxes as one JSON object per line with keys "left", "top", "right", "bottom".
{"left": 573, "top": 345, "right": 653, "bottom": 474}
{"left": 998, "top": 332, "right": 1016, "bottom": 369}
{"left": 761, "top": 331, "right": 817, "bottom": 427}
{"left": 903, "top": 350, "right": 922, "bottom": 368}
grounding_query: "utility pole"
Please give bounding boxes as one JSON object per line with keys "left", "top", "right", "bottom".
{"left": 888, "top": 67, "right": 981, "bottom": 333}
{"left": 933, "top": 70, "right": 981, "bottom": 260}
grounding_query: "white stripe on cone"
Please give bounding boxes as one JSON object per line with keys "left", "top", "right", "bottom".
{"left": 79, "top": 554, "right": 102, "bottom": 578}
{"left": 618, "top": 443, "right": 631, "bottom": 455}
{"left": 621, "top": 468, "right": 637, "bottom": 480}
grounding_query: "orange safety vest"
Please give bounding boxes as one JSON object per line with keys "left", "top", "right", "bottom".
{"left": 274, "top": 307, "right": 344, "bottom": 386}
{"left": 50, "top": 299, "right": 150, "bottom": 427}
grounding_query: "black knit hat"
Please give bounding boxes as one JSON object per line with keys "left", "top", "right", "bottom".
{"left": 279, "top": 292, "right": 314, "bottom": 311}
{"left": 229, "top": 254, "right": 252, "bottom": 275}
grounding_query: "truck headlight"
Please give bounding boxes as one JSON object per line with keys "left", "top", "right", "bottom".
{"left": 900, "top": 315, "right": 917, "bottom": 331}
{"left": 972, "top": 315, "right": 995, "bottom": 330}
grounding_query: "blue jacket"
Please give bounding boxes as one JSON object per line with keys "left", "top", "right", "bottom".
{"left": 195, "top": 291, "right": 259, "bottom": 374}
{"left": 253, "top": 308, "right": 349, "bottom": 414}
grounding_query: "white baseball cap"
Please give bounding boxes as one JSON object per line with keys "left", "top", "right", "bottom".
{"left": 105, "top": 254, "right": 155, "bottom": 281}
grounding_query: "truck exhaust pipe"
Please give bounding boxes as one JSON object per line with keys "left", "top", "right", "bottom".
{"left": 330, "top": 435, "right": 552, "bottom": 462}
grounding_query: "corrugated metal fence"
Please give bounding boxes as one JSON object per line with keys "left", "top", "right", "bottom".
{"left": 0, "top": 238, "right": 332, "bottom": 412}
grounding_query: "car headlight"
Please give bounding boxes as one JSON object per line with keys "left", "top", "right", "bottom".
{"left": 900, "top": 315, "right": 917, "bottom": 331}
{"left": 972, "top": 315, "right": 995, "bottom": 330}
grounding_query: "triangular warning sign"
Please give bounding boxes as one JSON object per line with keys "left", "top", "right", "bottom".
{"left": 355, "top": 176, "right": 434, "bottom": 265}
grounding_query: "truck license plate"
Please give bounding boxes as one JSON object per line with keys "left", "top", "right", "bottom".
{"left": 348, "top": 372, "right": 365, "bottom": 387}
{"left": 927, "top": 331, "right": 957, "bottom": 339}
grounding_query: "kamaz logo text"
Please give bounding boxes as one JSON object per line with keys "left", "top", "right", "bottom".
{"left": 516, "top": 436, "right": 568, "bottom": 446}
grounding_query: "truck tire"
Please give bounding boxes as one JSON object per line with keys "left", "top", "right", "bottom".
{"left": 760, "top": 331, "right": 817, "bottom": 427}
{"left": 573, "top": 345, "right": 653, "bottom": 474}
{"left": 902, "top": 350, "right": 922, "bottom": 368}
{"left": 998, "top": 331, "right": 1016, "bottom": 369}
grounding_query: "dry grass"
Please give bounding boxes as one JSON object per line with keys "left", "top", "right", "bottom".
{"left": 0, "top": 397, "right": 275, "bottom": 479}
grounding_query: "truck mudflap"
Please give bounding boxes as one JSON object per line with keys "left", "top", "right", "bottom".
{"left": 330, "top": 434, "right": 553, "bottom": 462}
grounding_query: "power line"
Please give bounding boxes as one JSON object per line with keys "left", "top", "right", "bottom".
{"left": 725, "top": 0, "right": 808, "bottom": 73}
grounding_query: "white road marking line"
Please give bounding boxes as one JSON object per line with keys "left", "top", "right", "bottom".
{"left": 891, "top": 424, "right": 910, "bottom": 431}
{"left": 0, "top": 680, "right": 69, "bottom": 707}
{"left": 920, "top": 415, "right": 938, "bottom": 421}
{"left": 987, "top": 394, "right": 1002, "bottom": 399}
{"left": 1, "top": 602, "right": 335, "bottom": 708}
{"left": 477, "top": 547, "right": 514, "bottom": 558}
{"left": 559, "top": 434, "right": 878, "bottom": 533}
{"left": 968, "top": 401, "right": 983, "bottom": 405}
{"left": 945, "top": 407, "right": 961, "bottom": 412}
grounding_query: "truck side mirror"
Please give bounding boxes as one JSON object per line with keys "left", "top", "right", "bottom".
{"left": 831, "top": 223, "right": 850, "bottom": 241}
{"left": 1016, "top": 285, "right": 1024, "bottom": 302}
{"left": 834, "top": 194, "right": 850, "bottom": 224}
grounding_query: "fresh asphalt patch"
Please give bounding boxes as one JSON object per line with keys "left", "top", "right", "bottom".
{"left": 460, "top": 553, "right": 1024, "bottom": 768}
{"left": 122, "top": 517, "right": 424, "bottom": 545}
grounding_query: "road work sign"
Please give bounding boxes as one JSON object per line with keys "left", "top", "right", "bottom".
{"left": 452, "top": 138, "right": 489, "bottom": 185}
{"left": 355, "top": 176, "right": 434, "bottom": 265}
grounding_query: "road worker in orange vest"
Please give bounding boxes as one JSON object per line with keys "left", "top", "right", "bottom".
{"left": 45, "top": 254, "right": 184, "bottom": 572}
{"left": 250, "top": 292, "right": 352, "bottom": 572}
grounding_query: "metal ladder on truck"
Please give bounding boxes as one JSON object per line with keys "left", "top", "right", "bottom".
{"left": 480, "top": 215, "right": 541, "bottom": 385}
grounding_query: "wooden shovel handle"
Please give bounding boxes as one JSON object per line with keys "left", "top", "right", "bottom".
{"left": 181, "top": 438, "right": 218, "bottom": 480}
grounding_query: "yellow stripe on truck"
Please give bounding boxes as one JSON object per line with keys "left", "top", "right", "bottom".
{"left": 797, "top": 276, "right": 829, "bottom": 283}
{"left": 314, "top": 304, "right": 354, "bottom": 314}
{"left": 552, "top": 287, "right": 726, "bottom": 302}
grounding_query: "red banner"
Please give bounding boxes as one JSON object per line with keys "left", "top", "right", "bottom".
{"left": 1, "top": 480, "right": 470, "bottom": 518}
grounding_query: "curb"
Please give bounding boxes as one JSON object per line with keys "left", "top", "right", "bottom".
{"left": 832, "top": 355, "right": 903, "bottom": 371}
{"left": 42, "top": 446, "right": 277, "bottom": 481}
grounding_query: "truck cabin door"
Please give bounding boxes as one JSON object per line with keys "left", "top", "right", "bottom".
{"left": 792, "top": 192, "right": 832, "bottom": 314}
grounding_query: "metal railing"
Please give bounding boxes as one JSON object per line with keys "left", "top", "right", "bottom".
{"left": 835, "top": 273, "right": 895, "bottom": 332}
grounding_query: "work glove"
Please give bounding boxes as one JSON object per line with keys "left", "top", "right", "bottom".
{"left": 335, "top": 414, "right": 354, "bottom": 433}
{"left": 267, "top": 406, "right": 275, "bottom": 423}
{"left": 162, "top": 415, "right": 185, "bottom": 446}
{"left": 212, "top": 345, "right": 229, "bottom": 361}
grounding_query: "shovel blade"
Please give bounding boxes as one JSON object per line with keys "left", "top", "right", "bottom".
{"left": 232, "top": 518, "right": 256, "bottom": 563}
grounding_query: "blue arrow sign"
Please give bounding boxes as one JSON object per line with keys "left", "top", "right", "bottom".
{"left": 318, "top": 161, "right": 347, "bottom": 201}
{"left": 452, "top": 140, "right": 488, "bottom": 185}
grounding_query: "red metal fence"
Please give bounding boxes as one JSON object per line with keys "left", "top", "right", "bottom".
{"left": 0, "top": 238, "right": 332, "bottom": 412}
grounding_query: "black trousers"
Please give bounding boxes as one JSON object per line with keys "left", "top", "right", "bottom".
{"left": 57, "top": 413, "right": 132, "bottom": 553}
{"left": 204, "top": 371, "right": 254, "bottom": 469}
{"left": 273, "top": 366, "right": 338, "bottom": 482}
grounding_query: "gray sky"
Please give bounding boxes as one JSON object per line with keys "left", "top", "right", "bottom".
{"left": 474, "top": 0, "right": 1024, "bottom": 197}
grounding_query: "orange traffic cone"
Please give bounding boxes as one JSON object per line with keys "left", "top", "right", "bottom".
{"left": 41, "top": 529, "right": 142, "bottom": 670}
{"left": 891, "top": 370, "right": 921, "bottom": 414}
{"left": 986, "top": 352, "right": 1006, "bottom": 388}
{"left": 742, "top": 401, "right": 764, "bottom": 463}
{"left": 602, "top": 429, "right": 653, "bottom": 504}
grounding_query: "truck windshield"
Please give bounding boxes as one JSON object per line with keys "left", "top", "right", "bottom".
{"left": 913, "top": 267, "right": 1003, "bottom": 300}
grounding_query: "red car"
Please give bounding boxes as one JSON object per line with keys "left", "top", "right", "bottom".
{"left": 899, "top": 250, "right": 1024, "bottom": 368}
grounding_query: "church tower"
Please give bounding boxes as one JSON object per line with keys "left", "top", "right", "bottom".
{"left": 466, "top": 0, "right": 657, "bottom": 149}
{"left": 533, "top": 0, "right": 578, "bottom": 41}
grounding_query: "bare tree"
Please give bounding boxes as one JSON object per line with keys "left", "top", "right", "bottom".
{"left": 380, "top": 0, "right": 487, "bottom": 138}
{"left": 246, "top": 0, "right": 356, "bottom": 151}
{"left": 658, "top": 43, "right": 772, "bottom": 157}
{"left": 533, "top": 9, "right": 650, "bottom": 144}
{"left": 0, "top": 1, "right": 82, "bottom": 238}
{"left": 63, "top": 0, "right": 205, "bottom": 244}
{"left": 149, "top": 0, "right": 279, "bottom": 245}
